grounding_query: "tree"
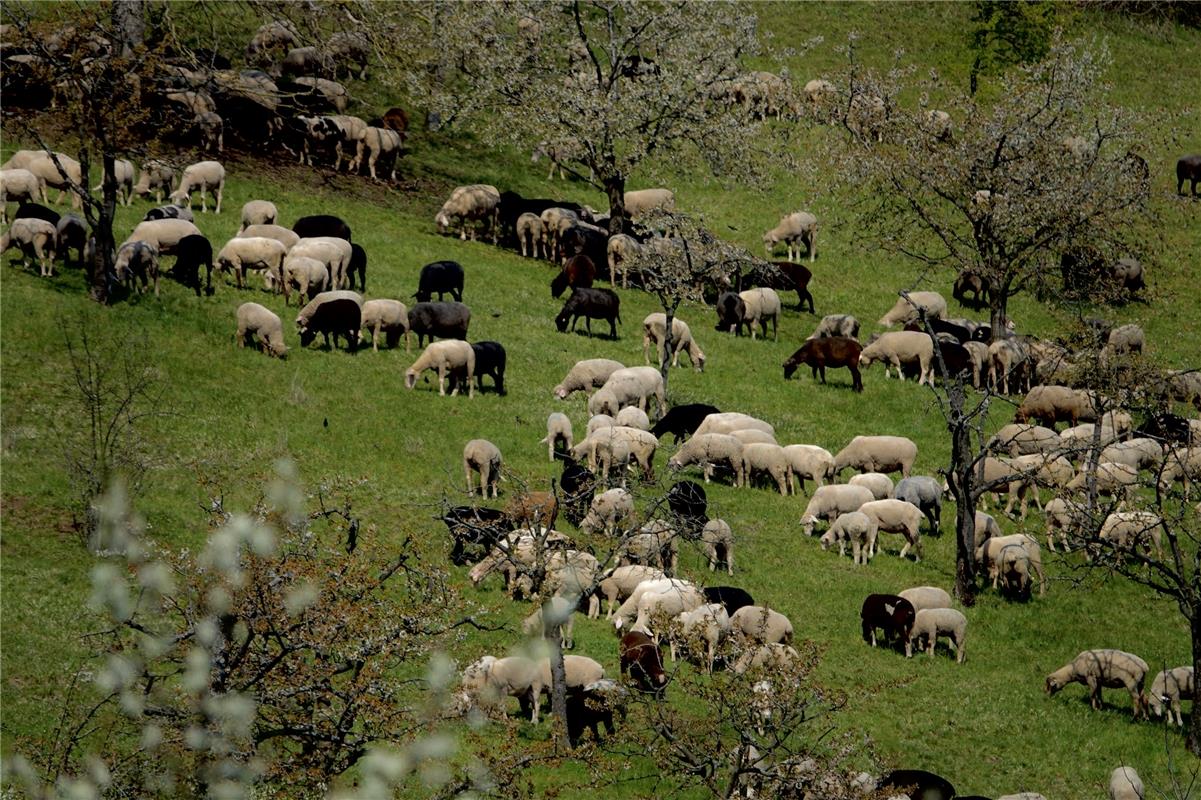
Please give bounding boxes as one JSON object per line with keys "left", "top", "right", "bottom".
{"left": 968, "top": 1, "right": 1059, "bottom": 95}
{"left": 408, "top": 1, "right": 792, "bottom": 234}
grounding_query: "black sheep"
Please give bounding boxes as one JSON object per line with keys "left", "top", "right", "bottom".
{"left": 55, "top": 214, "right": 88, "bottom": 266}
{"left": 292, "top": 214, "right": 352, "bottom": 242}
{"left": 952, "top": 268, "right": 991, "bottom": 309}
{"left": 904, "top": 317, "right": 972, "bottom": 344}
{"left": 860, "top": 594, "right": 915, "bottom": 650}
{"left": 408, "top": 301, "right": 470, "bottom": 347}
{"left": 555, "top": 287, "right": 621, "bottom": 339}
{"left": 715, "top": 291, "right": 748, "bottom": 336}
{"left": 297, "top": 292, "right": 362, "bottom": 350}
{"left": 415, "top": 260, "right": 464, "bottom": 303}
{"left": 743, "top": 261, "right": 814, "bottom": 313}
{"left": 13, "top": 203, "right": 60, "bottom": 227}
{"left": 565, "top": 680, "right": 627, "bottom": 747}
{"left": 172, "top": 234, "right": 213, "bottom": 296}
{"left": 468, "top": 341, "right": 507, "bottom": 395}
{"left": 1177, "top": 153, "right": 1201, "bottom": 196}
{"left": 1136, "top": 412, "right": 1192, "bottom": 445}
{"left": 650, "top": 403, "right": 721, "bottom": 443}
{"left": 701, "top": 586, "right": 755, "bottom": 617}
{"left": 666, "top": 480, "right": 708, "bottom": 524}
{"left": 877, "top": 769, "right": 956, "bottom": 800}
{"left": 557, "top": 223, "right": 608, "bottom": 268}
{"left": 782, "top": 337, "right": 863, "bottom": 391}
{"left": 440, "top": 505, "right": 509, "bottom": 565}
{"left": 347, "top": 243, "right": 367, "bottom": 291}
{"left": 558, "top": 456, "right": 596, "bottom": 526}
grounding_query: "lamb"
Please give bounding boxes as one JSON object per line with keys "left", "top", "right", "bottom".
{"left": 597, "top": 566, "right": 667, "bottom": 619}
{"left": 614, "top": 406, "right": 649, "bottom": 431}
{"left": 114, "top": 240, "right": 160, "bottom": 295}
{"left": 782, "top": 337, "right": 864, "bottom": 392}
{"left": 1042, "top": 496, "right": 1080, "bottom": 552}
{"left": 123, "top": 219, "right": 201, "bottom": 256}
{"left": 579, "top": 489, "right": 634, "bottom": 537}
{"left": 860, "top": 594, "right": 916, "bottom": 649}
{"left": 1109, "top": 766, "right": 1144, "bottom": 800}
{"left": 586, "top": 414, "right": 615, "bottom": 438}
{"left": 650, "top": 404, "right": 722, "bottom": 443}
{"left": 898, "top": 586, "right": 952, "bottom": 613}
{"left": 2, "top": 150, "right": 83, "bottom": 208}
{"left": 623, "top": 188, "right": 675, "bottom": 220}
{"left": 673, "top": 603, "right": 730, "bottom": 672}
{"left": 1098, "top": 511, "right": 1163, "bottom": 560}
{"left": 976, "top": 534, "right": 1045, "bottom": 596}
{"left": 799, "top": 484, "right": 875, "bottom": 536}
{"left": 741, "top": 443, "right": 791, "bottom": 495}
{"left": 284, "top": 256, "right": 330, "bottom": 304}
{"left": 832, "top": 435, "right": 918, "bottom": 479}
{"left": 132, "top": 159, "right": 175, "bottom": 203}
{"left": 808, "top": 314, "right": 860, "bottom": 340}
{"left": 858, "top": 499, "right": 924, "bottom": 561}
{"left": 353, "top": 126, "right": 404, "bottom": 181}
{"left": 738, "top": 288, "right": 782, "bottom": 341}
{"left": 619, "top": 631, "right": 668, "bottom": 693}
{"left": 404, "top": 301, "right": 471, "bottom": 348}
{"left": 459, "top": 655, "right": 544, "bottom": 722}
{"left": 169, "top": 160, "right": 225, "bottom": 214}
{"left": 555, "top": 287, "right": 621, "bottom": 339}
{"left": 906, "top": 608, "right": 967, "bottom": 662}
{"left": 541, "top": 413, "right": 574, "bottom": 461}
{"left": 216, "top": 236, "right": 289, "bottom": 295}
{"left": 701, "top": 519, "right": 734, "bottom": 574}
{"left": 782, "top": 444, "right": 835, "bottom": 495}
{"left": 463, "top": 439, "right": 502, "bottom": 497}
{"left": 877, "top": 291, "right": 947, "bottom": 327}
{"left": 818, "top": 510, "right": 875, "bottom": 565}
{"left": 893, "top": 476, "right": 943, "bottom": 535}
{"left": 0, "top": 218, "right": 57, "bottom": 276}
{"left": 295, "top": 290, "right": 363, "bottom": 350}
{"left": 667, "top": 434, "right": 745, "bottom": 486}
{"left": 415, "top": 260, "right": 464, "bottom": 303}
{"left": 988, "top": 424, "right": 1062, "bottom": 458}
{"left": 964, "top": 340, "right": 990, "bottom": 388}
{"left": 235, "top": 302, "right": 288, "bottom": 358}
{"left": 762, "top": 210, "right": 817, "bottom": 262}
{"left": 290, "top": 236, "right": 353, "bottom": 290}
{"left": 642, "top": 313, "right": 706, "bottom": 371}
{"left": 848, "top": 472, "right": 893, "bottom": 501}
{"left": 858, "top": 331, "right": 935, "bottom": 385}
{"left": 522, "top": 596, "right": 576, "bottom": 650}
{"left": 553, "top": 358, "right": 625, "bottom": 400}
{"left": 729, "top": 605, "right": 793, "bottom": 647}
{"left": 1147, "top": 666, "right": 1193, "bottom": 726}
{"left": 587, "top": 367, "right": 665, "bottom": 418}
{"left": 238, "top": 200, "right": 277, "bottom": 232}
{"left": 693, "top": 412, "right": 774, "bottom": 438}
{"left": 405, "top": 340, "right": 475, "bottom": 397}
{"left": 435, "top": 184, "right": 501, "bottom": 243}
{"left": 1, "top": 169, "right": 45, "bottom": 223}
{"left": 1045, "top": 649, "right": 1149, "bottom": 718}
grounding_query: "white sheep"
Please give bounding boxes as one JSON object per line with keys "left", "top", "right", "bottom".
{"left": 616, "top": 523, "right": 679, "bottom": 575}
{"left": 729, "top": 429, "right": 776, "bottom": 446}
{"left": 459, "top": 655, "right": 544, "bottom": 723}
{"left": 1105, "top": 324, "right": 1145, "bottom": 357}
{"left": 848, "top": 472, "right": 894, "bottom": 500}
{"left": 818, "top": 510, "right": 875, "bottom": 564}
{"left": 741, "top": 443, "right": 791, "bottom": 495}
{"left": 1108, "top": 766, "right": 1144, "bottom": 800}
{"left": 360, "top": 299, "right": 410, "bottom": 352}
{"left": 1042, "top": 496, "right": 1079, "bottom": 552}
{"left": 587, "top": 367, "right": 666, "bottom": 418}
{"left": 614, "top": 406, "right": 650, "bottom": 431}
{"left": 624, "top": 188, "right": 675, "bottom": 220}
{"left": 579, "top": 489, "right": 634, "bottom": 537}
{"left": 1098, "top": 511, "right": 1163, "bottom": 560}
{"left": 283, "top": 256, "right": 331, "bottom": 305}
{"left": 463, "top": 439, "right": 503, "bottom": 498}
{"left": 537, "top": 655, "right": 606, "bottom": 701}
{"left": 693, "top": 412, "right": 774, "bottom": 438}
{"left": 667, "top": 433, "right": 744, "bottom": 486}
{"left": 169, "top": 160, "right": 225, "bottom": 214}
{"left": 988, "top": 423, "right": 1061, "bottom": 458}
{"left": 133, "top": 159, "right": 176, "bottom": 203}
{"left": 1147, "top": 666, "right": 1193, "bottom": 726}
{"left": 782, "top": 444, "right": 835, "bottom": 495}
{"left": 702, "top": 519, "right": 734, "bottom": 574}
{"left": 522, "top": 596, "right": 576, "bottom": 650}
{"left": 238, "top": 200, "right": 277, "bottom": 233}
{"left": 671, "top": 603, "right": 730, "bottom": 672}
{"left": 239, "top": 225, "right": 299, "bottom": 253}
{"left": 553, "top": 358, "right": 626, "bottom": 400}
{"left": 606, "top": 233, "right": 642, "bottom": 288}
{"left": 1158, "top": 446, "right": 1201, "bottom": 499}
{"left": 597, "top": 566, "right": 667, "bottom": 619}
{"left": 516, "top": 212, "right": 546, "bottom": 258}
{"left": 90, "top": 158, "right": 134, "bottom": 205}
{"left": 586, "top": 414, "right": 616, "bottom": 438}
{"left": 435, "top": 184, "right": 501, "bottom": 243}
{"left": 353, "top": 126, "right": 404, "bottom": 181}
{"left": 859, "top": 498, "right": 924, "bottom": 561}
{"left": 405, "top": 340, "right": 476, "bottom": 397}
{"left": 122, "top": 219, "right": 201, "bottom": 256}
{"left": 291, "top": 236, "right": 353, "bottom": 290}
{"left": 642, "top": 313, "right": 706, "bottom": 371}
{"left": 2, "top": 150, "right": 82, "bottom": 208}
{"left": 832, "top": 435, "right": 918, "bottom": 478}
{"left": 877, "top": 291, "right": 947, "bottom": 327}
{"left": 1099, "top": 438, "right": 1163, "bottom": 472}
{"left": 762, "top": 210, "right": 817, "bottom": 262}
{"left": 800, "top": 484, "right": 874, "bottom": 536}
{"left": 1, "top": 218, "right": 57, "bottom": 276}
{"left": 738, "top": 287, "right": 782, "bottom": 341}
{"left": 1, "top": 168, "right": 46, "bottom": 222}
{"left": 897, "top": 587, "right": 952, "bottom": 613}
{"left": 216, "top": 236, "right": 289, "bottom": 295}
{"left": 580, "top": 426, "right": 658, "bottom": 483}
{"left": 858, "top": 331, "right": 935, "bottom": 385}
{"left": 539, "top": 207, "right": 578, "bottom": 255}
{"left": 113, "top": 240, "right": 160, "bottom": 295}
{"left": 235, "top": 302, "right": 288, "bottom": 358}
{"left": 729, "top": 605, "right": 793, "bottom": 646}
{"left": 1065, "top": 461, "right": 1139, "bottom": 506}
{"left": 976, "top": 534, "right": 1045, "bottom": 596}
{"left": 907, "top": 608, "right": 967, "bottom": 663}
{"left": 611, "top": 577, "right": 702, "bottom": 632}
{"left": 540, "top": 412, "right": 574, "bottom": 460}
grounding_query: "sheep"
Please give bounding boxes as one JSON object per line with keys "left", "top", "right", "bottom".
{"left": 818, "top": 510, "right": 875, "bottom": 564}
{"left": 858, "top": 499, "right": 924, "bottom": 561}
{"left": 963, "top": 340, "right": 990, "bottom": 387}
{"left": 893, "top": 476, "right": 942, "bottom": 535}
{"left": 1042, "top": 496, "right": 1080, "bottom": 552}
{"left": 729, "top": 605, "right": 793, "bottom": 647}
{"left": 172, "top": 234, "right": 213, "bottom": 296}
{"left": 587, "top": 414, "right": 616, "bottom": 438}
{"left": 291, "top": 77, "right": 350, "bottom": 114}
{"left": 435, "top": 184, "right": 501, "bottom": 243}
{"left": 553, "top": 358, "right": 625, "bottom": 400}
{"left": 284, "top": 256, "right": 331, "bottom": 305}
{"left": 169, "top": 160, "right": 225, "bottom": 214}
{"left": 642, "top": 313, "right": 706, "bottom": 371}
{"left": 55, "top": 214, "right": 87, "bottom": 266}
{"left": 898, "top": 586, "right": 952, "bottom": 613}
{"left": 860, "top": 594, "right": 916, "bottom": 649}
{"left": 732, "top": 642, "right": 800, "bottom": 675}
{"left": 292, "top": 214, "right": 351, "bottom": 242}
{"left": 1, "top": 168, "right": 45, "bottom": 223}
{"left": 925, "top": 109, "right": 953, "bottom": 140}
{"left": 987, "top": 337, "right": 1032, "bottom": 395}
{"left": 672, "top": 603, "right": 730, "bottom": 672}
{"left": 1105, "top": 323, "right": 1145, "bottom": 356}
{"left": 301, "top": 115, "right": 369, "bottom": 171}
{"left": 246, "top": 20, "right": 298, "bottom": 62}
{"left": 858, "top": 331, "right": 935, "bottom": 385}
{"left": 564, "top": 679, "right": 627, "bottom": 747}
{"left": 1014, "top": 385, "right": 1094, "bottom": 429}
{"left": 522, "top": 596, "right": 576, "bottom": 650}
{"left": 216, "top": 236, "right": 289, "bottom": 295}
{"left": 1065, "top": 461, "right": 1139, "bottom": 506}
{"left": 536, "top": 656, "right": 607, "bottom": 709}
{"left": 550, "top": 254, "right": 596, "bottom": 300}
{"left": 975, "top": 510, "right": 1002, "bottom": 551}
{"left": 2, "top": 150, "right": 82, "bottom": 208}
{"left": 133, "top": 159, "right": 175, "bottom": 203}
{"left": 579, "top": 489, "right": 634, "bottom": 536}
{"left": 238, "top": 200, "right": 277, "bottom": 233}
{"left": 848, "top": 472, "right": 893, "bottom": 501}
{"left": 1099, "top": 438, "right": 1163, "bottom": 472}
{"left": 579, "top": 426, "right": 658, "bottom": 484}
{"left": 290, "top": 236, "right": 353, "bottom": 290}
{"left": 618, "top": 580, "right": 705, "bottom": 635}
{"left": 741, "top": 443, "right": 790, "bottom": 495}
{"left": 649, "top": 404, "right": 721, "bottom": 443}
{"left": 352, "top": 126, "right": 403, "bottom": 181}
{"left": 295, "top": 290, "right": 363, "bottom": 350}
{"left": 623, "top": 188, "right": 675, "bottom": 220}
{"left": 587, "top": 367, "right": 665, "bottom": 418}
{"left": 235, "top": 302, "right": 288, "bottom": 358}
{"left": 799, "top": 484, "right": 874, "bottom": 536}
{"left": 1046, "top": 649, "right": 1149, "bottom": 718}
{"left": 738, "top": 288, "right": 781, "bottom": 341}
{"left": 144, "top": 205, "right": 194, "bottom": 222}
{"left": 459, "top": 655, "right": 544, "bottom": 723}
{"left": 405, "top": 340, "right": 475, "bottom": 397}
{"left": 803, "top": 77, "right": 836, "bottom": 106}
{"left": 619, "top": 631, "right": 668, "bottom": 693}
{"left": 556, "top": 287, "right": 621, "bottom": 339}
{"left": 693, "top": 412, "right": 774, "bottom": 438}
{"left": 988, "top": 423, "right": 1062, "bottom": 458}
{"left": 1109, "top": 766, "right": 1144, "bottom": 800}
{"left": 782, "top": 444, "right": 835, "bottom": 495}
{"left": 907, "top": 608, "right": 967, "bottom": 662}
{"left": 1147, "top": 666, "right": 1193, "bottom": 727}
{"left": 762, "top": 210, "right": 817, "bottom": 262}
{"left": 832, "top": 435, "right": 918, "bottom": 479}
{"left": 0, "top": 218, "right": 57, "bottom": 276}
{"left": 461, "top": 439, "right": 503, "bottom": 498}
{"left": 729, "top": 429, "right": 775, "bottom": 447}
{"left": 667, "top": 434, "right": 745, "bottom": 486}
{"left": 597, "top": 566, "right": 667, "bottom": 619}
{"left": 605, "top": 233, "right": 642, "bottom": 288}
{"left": 539, "top": 207, "right": 578, "bottom": 255}
{"left": 460, "top": 345, "right": 505, "bottom": 399}
{"left": 715, "top": 292, "right": 748, "bottom": 336}
{"left": 808, "top": 314, "right": 860, "bottom": 340}
{"left": 113, "top": 240, "right": 160, "bottom": 295}
{"left": 407, "top": 301, "right": 471, "bottom": 349}
{"left": 327, "top": 31, "right": 370, "bottom": 78}
{"left": 614, "top": 406, "right": 650, "bottom": 431}
{"left": 976, "top": 534, "right": 1045, "bottom": 596}
{"left": 1098, "top": 511, "right": 1163, "bottom": 560}
{"left": 1158, "top": 446, "right": 1201, "bottom": 499}
{"left": 415, "top": 260, "right": 464, "bottom": 303}
{"left": 782, "top": 337, "right": 864, "bottom": 392}
{"left": 701, "top": 519, "right": 734, "bottom": 575}
{"left": 123, "top": 219, "right": 201, "bottom": 257}
{"left": 541, "top": 413, "right": 574, "bottom": 461}
{"left": 515, "top": 212, "right": 546, "bottom": 258}
{"left": 877, "top": 291, "right": 947, "bottom": 328}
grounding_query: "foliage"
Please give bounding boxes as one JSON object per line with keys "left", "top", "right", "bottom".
{"left": 968, "top": 1, "right": 1060, "bottom": 94}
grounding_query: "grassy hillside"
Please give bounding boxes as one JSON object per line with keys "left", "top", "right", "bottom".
{"left": 3, "top": 3, "right": 1200, "bottom": 797}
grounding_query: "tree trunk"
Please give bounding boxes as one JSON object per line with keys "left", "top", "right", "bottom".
{"left": 604, "top": 174, "right": 626, "bottom": 238}
{"left": 988, "top": 290, "right": 1009, "bottom": 343}
{"left": 90, "top": 154, "right": 118, "bottom": 304}
{"left": 1189, "top": 608, "right": 1201, "bottom": 756}
{"left": 946, "top": 378, "right": 978, "bottom": 605}
{"left": 547, "top": 616, "right": 569, "bottom": 751}
{"left": 112, "top": 0, "right": 145, "bottom": 56}
{"left": 659, "top": 301, "right": 678, "bottom": 405}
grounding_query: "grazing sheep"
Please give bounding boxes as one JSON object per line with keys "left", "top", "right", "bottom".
{"left": 606, "top": 233, "right": 642, "bottom": 289}
{"left": 353, "top": 126, "right": 404, "bottom": 181}
{"left": 859, "top": 331, "right": 935, "bottom": 385}
{"left": 1098, "top": 511, "right": 1163, "bottom": 560}
{"left": 693, "top": 412, "right": 774, "bottom": 438}
{"left": 579, "top": 489, "right": 634, "bottom": 536}
{"left": 1099, "top": 438, "right": 1163, "bottom": 472}
{"left": 169, "top": 160, "right": 225, "bottom": 214}
{"left": 292, "top": 214, "right": 351, "bottom": 242}
{"left": 614, "top": 406, "right": 650, "bottom": 431}
{"left": 114, "top": 240, "right": 160, "bottom": 295}
{"left": 642, "top": 313, "right": 706, "bottom": 371}
{"left": 290, "top": 236, "right": 353, "bottom": 290}
{"left": 172, "top": 234, "right": 213, "bottom": 296}
{"left": 463, "top": 439, "right": 503, "bottom": 498}
{"left": 732, "top": 642, "right": 800, "bottom": 675}
{"left": 800, "top": 484, "right": 874, "bottom": 536}
{"left": 673, "top": 603, "right": 730, "bottom": 672}
{"left": 1065, "top": 461, "right": 1139, "bottom": 506}
{"left": 597, "top": 566, "right": 667, "bottom": 619}
{"left": 832, "top": 435, "right": 918, "bottom": 479}
{"left": 975, "top": 510, "right": 1002, "bottom": 550}
{"left": 893, "top": 476, "right": 942, "bottom": 535}
{"left": 987, "top": 337, "right": 1032, "bottom": 395}
{"left": 522, "top": 596, "right": 576, "bottom": 650}
{"left": 738, "top": 288, "right": 782, "bottom": 341}
{"left": 587, "top": 414, "right": 616, "bottom": 437}
{"left": 516, "top": 212, "right": 546, "bottom": 258}
{"left": 1014, "top": 385, "right": 1095, "bottom": 429}
{"left": 541, "top": 413, "right": 574, "bottom": 461}
{"left": 459, "top": 655, "right": 544, "bottom": 722}
{"left": 617, "top": 578, "right": 704, "bottom": 635}
{"left": 620, "top": 631, "right": 668, "bottom": 693}
{"left": 236, "top": 225, "right": 298, "bottom": 255}
{"left": 435, "top": 184, "right": 501, "bottom": 243}
{"left": 741, "top": 443, "right": 790, "bottom": 495}
{"left": 564, "top": 679, "right": 628, "bottom": 747}
{"left": 667, "top": 433, "right": 745, "bottom": 486}
{"left": 860, "top": 594, "right": 916, "bottom": 649}
{"left": 782, "top": 337, "right": 863, "bottom": 392}
{"left": 715, "top": 292, "right": 748, "bottom": 336}
{"left": 623, "top": 188, "right": 675, "bottom": 220}
{"left": 216, "top": 236, "right": 288, "bottom": 294}
{"left": 54, "top": 214, "right": 87, "bottom": 266}
{"left": 1109, "top": 766, "right": 1144, "bottom": 800}
{"left": 144, "top": 204, "right": 194, "bottom": 223}
{"left": 123, "top": 219, "right": 202, "bottom": 258}
{"left": 1159, "top": 446, "right": 1201, "bottom": 498}
{"left": 976, "top": 534, "right": 1045, "bottom": 596}
{"left": 408, "top": 301, "right": 471, "bottom": 347}
{"left": 1042, "top": 496, "right": 1080, "bottom": 553}
{"left": 878, "top": 771, "right": 956, "bottom": 800}
{"left": 729, "top": 429, "right": 775, "bottom": 447}
{"left": 1178, "top": 154, "right": 1201, "bottom": 196}
{"left": 782, "top": 444, "right": 835, "bottom": 495}
{"left": 284, "top": 256, "right": 331, "bottom": 304}
{"left": 848, "top": 472, "right": 893, "bottom": 501}
{"left": 649, "top": 404, "right": 721, "bottom": 443}
{"left": 701, "top": 519, "right": 734, "bottom": 575}
{"left": 1, "top": 168, "right": 45, "bottom": 223}
{"left": 405, "top": 340, "right": 475, "bottom": 397}
{"left": 858, "top": 499, "right": 924, "bottom": 560}
{"left": 877, "top": 291, "right": 947, "bottom": 328}
{"left": 588, "top": 367, "right": 665, "bottom": 418}
{"left": 762, "top": 210, "right": 817, "bottom": 262}
{"left": 556, "top": 287, "right": 621, "bottom": 339}
{"left": 819, "top": 510, "right": 875, "bottom": 565}
{"left": 235, "top": 302, "right": 288, "bottom": 358}
{"left": 1105, "top": 323, "right": 1145, "bottom": 357}
{"left": 988, "top": 424, "right": 1062, "bottom": 458}
{"left": 808, "top": 314, "right": 860, "bottom": 340}
{"left": 238, "top": 200, "right": 277, "bottom": 233}
{"left": 295, "top": 290, "right": 363, "bottom": 350}
{"left": 452, "top": 341, "right": 507, "bottom": 396}
{"left": 898, "top": 586, "right": 952, "bottom": 613}
{"left": 415, "top": 260, "right": 464, "bottom": 303}
{"left": 2, "top": 150, "right": 83, "bottom": 208}
{"left": 577, "top": 426, "right": 658, "bottom": 484}
{"left": 553, "top": 358, "right": 625, "bottom": 400}
{"left": 1046, "top": 649, "right": 1149, "bottom": 718}
{"left": 0, "top": 218, "right": 57, "bottom": 276}
{"left": 539, "top": 207, "right": 578, "bottom": 256}
{"left": 729, "top": 605, "right": 793, "bottom": 646}
{"left": 1147, "top": 666, "right": 1193, "bottom": 727}
{"left": 907, "top": 608, "right": 967, "bottom": 662}
{"left": 132, "top": 159, "right": 175, "bottom": 203}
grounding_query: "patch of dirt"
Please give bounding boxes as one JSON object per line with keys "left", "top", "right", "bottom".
{"left": 1, "top": 493, "right": 80, "bottom": 545}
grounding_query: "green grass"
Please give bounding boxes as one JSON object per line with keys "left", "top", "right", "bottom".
{"left": 3, "top": 3, "right": 1201, "bottom": 796}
